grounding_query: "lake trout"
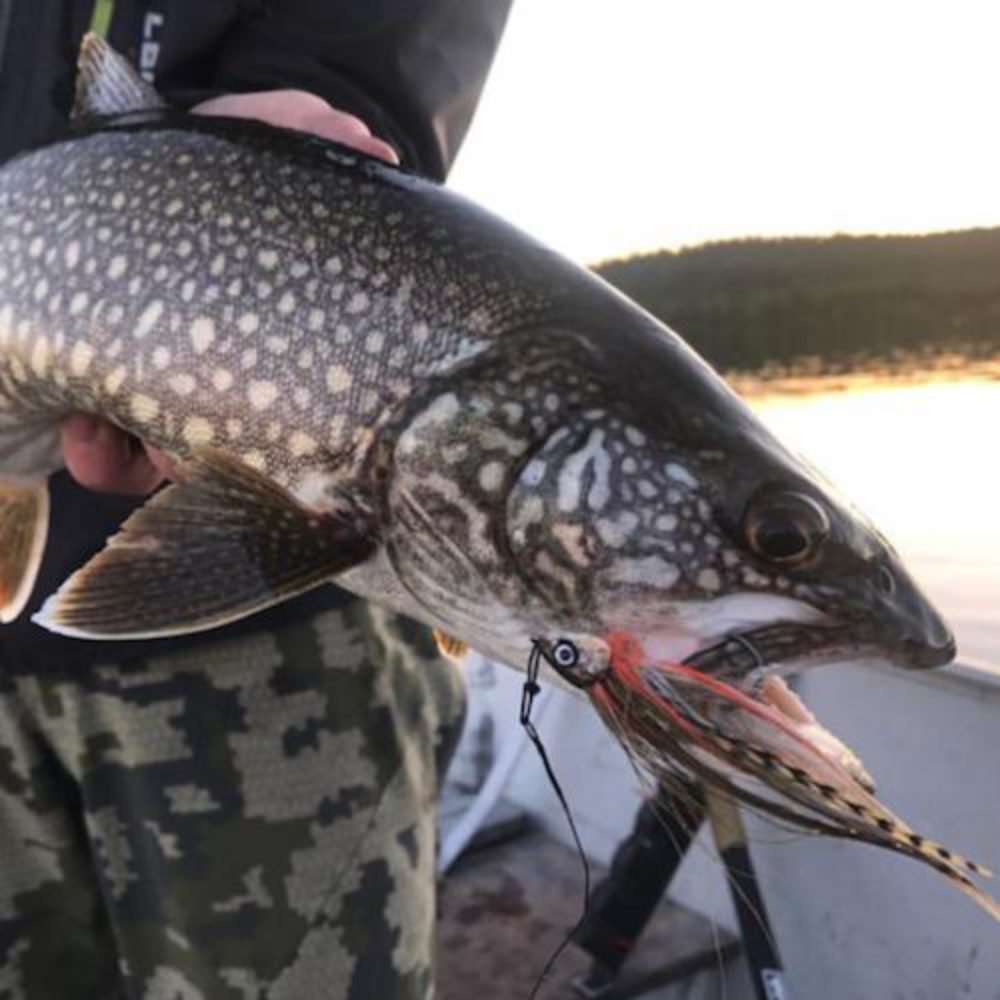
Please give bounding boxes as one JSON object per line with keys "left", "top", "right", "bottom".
{"left": 0, "top": 36, "right": 995, "bottom": 919}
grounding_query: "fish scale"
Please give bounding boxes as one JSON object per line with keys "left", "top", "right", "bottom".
{"left": 0, "top": 35, "right": 994, "bottom": 921}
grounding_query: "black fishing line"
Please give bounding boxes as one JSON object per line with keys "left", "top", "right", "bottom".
{"left": 520, "top": 639, "right": 591, "bottom": 1000}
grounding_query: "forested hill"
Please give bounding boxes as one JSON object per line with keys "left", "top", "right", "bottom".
{"left": 593, "top": 229, "right": 1000, "bottom": 374}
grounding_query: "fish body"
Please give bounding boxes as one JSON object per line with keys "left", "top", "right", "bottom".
{"left": 0, "top": 37, "right": 994, "bottom": 918}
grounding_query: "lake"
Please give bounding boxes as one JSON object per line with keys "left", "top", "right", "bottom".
{"left": 745, "top": 375, "right": 1000, "bottom": 673}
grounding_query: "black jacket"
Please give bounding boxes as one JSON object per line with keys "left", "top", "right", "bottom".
{"left": 0, "top": 0, "right": 512, "bottom": 670}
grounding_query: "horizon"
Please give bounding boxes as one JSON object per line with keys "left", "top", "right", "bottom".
{"left": 449, "top": 1, "right": 1000, "bottom": 266}
{"left": 589, "top": 222, "right": 1000, "bottom": 267}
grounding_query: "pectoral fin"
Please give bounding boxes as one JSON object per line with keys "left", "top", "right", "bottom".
{"left": 0, "top": 481, "right": 49, "bottom": 624}
{"left": 34, "top": 450, "right": 376, "bottom": 639}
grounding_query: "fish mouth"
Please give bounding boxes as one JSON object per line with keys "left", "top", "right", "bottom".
{"left": 681, "top": 620, "right": 955, "bottom": 679}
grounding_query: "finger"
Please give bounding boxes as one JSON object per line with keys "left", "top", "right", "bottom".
{"left": 193, "top": 91, "right": 400, "bottom": 164}
{"left": 61, "top": 416, "right": 166, "bottom": 495}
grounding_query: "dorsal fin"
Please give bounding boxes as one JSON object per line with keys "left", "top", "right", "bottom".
{"left": 73, "top": 32, "right": 167, "bottom": 121}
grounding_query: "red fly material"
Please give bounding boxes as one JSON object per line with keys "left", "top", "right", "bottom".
{"left": 580, "top": 630, "right": 1000, "bottom": 921}
{"left": 598, "top": 631, "right": 840, "bottom": 776}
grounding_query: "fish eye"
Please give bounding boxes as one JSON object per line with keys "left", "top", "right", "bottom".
{"left": 744, "top": 490, "right": 830, "bottom": 566}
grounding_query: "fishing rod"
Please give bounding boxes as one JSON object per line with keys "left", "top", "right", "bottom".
{"left": 569, "top": 782, "right": 788, "bottom": 1000}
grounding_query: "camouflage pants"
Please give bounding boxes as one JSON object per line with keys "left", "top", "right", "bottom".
{"left": 0, "top": 599, "right": 465, "bottom": 1000}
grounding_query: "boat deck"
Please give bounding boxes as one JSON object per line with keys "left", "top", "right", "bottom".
{"left": 437, "top": 829, "right": 747, "bottom": 999}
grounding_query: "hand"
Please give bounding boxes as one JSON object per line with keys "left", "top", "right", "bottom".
{"left": 61, "top": 91, "right": 398, "bottom": 494}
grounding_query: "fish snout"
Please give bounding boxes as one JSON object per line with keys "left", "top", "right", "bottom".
{"left": 880, "top": 560, "right": 956, "bottom": 669}
{"left": 897, "top": 629, "right": 956, "bottom": 670}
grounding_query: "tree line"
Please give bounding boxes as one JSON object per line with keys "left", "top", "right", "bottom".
{"left": 593, "top": 229, "right": 1000, "bottom": 374}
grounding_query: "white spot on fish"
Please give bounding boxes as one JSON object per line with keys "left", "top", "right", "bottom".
{"left": 596, "top": 512, "right": 639, "bottom": 548}
{"left": 347, "top": 292, "right": 369, "bottom": 314}
{"left": 183, "top": 417, "right": 214, "bottom": 446}
{"left": 135, "top": 301, "right": 163, "bottom": 339}
{"left": 257, "top": 249, "right": 278, "bottom": 270}
{"left": 308, "top": 309, "right": 325, "bottom": 332}
{"left": 557, "top": 429, "right": 610, "bottom": 513}
{"left": 226, "top": 419, "right": 243, "bottom": 439}
{"left": 190, "top": 317, "right": 216, "bottom": 354}
{"left": 359, "top": 389, "right": 379, "bottom": 414}
{"left": 365, "top": 331, "right": 384, "bottom": 354}
{"left": 277, "top": 291, "right": 296, "bottom": 315}
{"left": 697, "top": 569, "right": 722, "bottom": 592}
{"left": 520, "top": 496, "right": 545, "bottom": 525}
{"left": 242, "top": 449, "right": 266, "bottom": 470}
{"left": 625, "top": 426, "right": 646, "bottom": 447}
{"left": 106, "top": 256, "right": 128, "bottom": 281}
{"left": 479, "top": 462, "right": 504, "bottom": 493}
{"left": 248, "top": 381, "right": 278, "bottom": 411}
{"left": 665, "top": 463, "right": 698, "bottom": 489}
{"left": 265, "top": 336, "right": 288, "bottom": 355}
{"left": 151, "top": 346, "right": 171, "bottom": 370}
{"left": 131, "top": 393, "right": 159, "bottom": 421}
{"left": 522, "top": 459, "right": 546, "bottom": 487}
{"left": 33, "top": 278, "right": 49, "bottom": 303}
{"left": 326, "top": 365, "right": 352, "bottom": 394}
{"left": 289, "top": 431, "right": 317, "bottom": 457}
{"left": 212, "top": 368, "right": 234, "bottom": 391}
{"left": 169, "top": 374, "right": 196, "bottom": 396}
{"left": 70, "top": 341, "right": 95, "bottom": 376}
{"left": 609, "top": 556, "right": 680, "bottom": 589}
{"left": 323, "top": 256, "right": 342, "bottom": 276}
{"left": 655, "top": 513, "right": 678, "bottom": 532}
{"left": 165, "top": 198, "right": 183, "bottom": 217}
{"left": 28, "top": 236, "right": 44, "bottom": 258}
{"left": 69, "top": 292, "right": 88, "bottom": 315}
{"left": 30, "top": 337, "right": 50, "bottom": 375}
{"left": 238, "top": 312, "right": 259, "bottom": 335}
{"left": 293, "top": 386, "right": 311, "bottom": 408}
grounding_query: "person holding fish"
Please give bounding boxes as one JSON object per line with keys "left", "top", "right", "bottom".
{"left": 0, "top": 3, "right": 513, "bottom": 997}
{"left": 2, "top": 3, "right": 998, "bottom": 1000}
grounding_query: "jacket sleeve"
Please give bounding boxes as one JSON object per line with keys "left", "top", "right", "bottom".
{"left": 158, "top": 1, "right": 514, "bottom": 181}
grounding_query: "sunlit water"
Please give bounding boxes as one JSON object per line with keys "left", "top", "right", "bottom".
{"left": 746, "top": 377, "right": 1000, "bottom": 673}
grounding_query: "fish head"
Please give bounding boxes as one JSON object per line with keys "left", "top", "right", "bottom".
{"left": 499, "top": 338, "right": 955, "bottom": 682}
{"left": 468, "top": 317, "right": 958, "bottom": 800}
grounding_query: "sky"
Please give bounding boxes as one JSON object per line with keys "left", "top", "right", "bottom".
{"left": 449, "top": 1, "right": 1000, "bottom": 265}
